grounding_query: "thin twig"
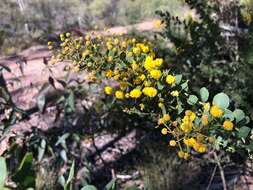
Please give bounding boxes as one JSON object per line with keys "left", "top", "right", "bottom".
{"left": 214, "top": 152, "right": 227, "bottom": 190}
{"left": 206, "top": 165, "right": 217, "bottom": 190}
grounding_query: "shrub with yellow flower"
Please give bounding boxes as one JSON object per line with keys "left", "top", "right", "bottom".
{"left": 50, "top": 33, "right": 251, "bottom": 160}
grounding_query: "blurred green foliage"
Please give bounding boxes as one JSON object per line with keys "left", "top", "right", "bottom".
{"left": 157, "top": 0, "right": 253, "bottom": 113}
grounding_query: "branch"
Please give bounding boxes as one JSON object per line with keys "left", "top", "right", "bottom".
{"left": 214, "top": 152, "right": 227, "bottom": 190}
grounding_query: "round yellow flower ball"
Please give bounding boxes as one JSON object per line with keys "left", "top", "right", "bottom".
{"left": 142, "top": 87, "right": 157, "bottom": 98}
{"left": 223, "top": 120, "right": 234, "bottom": 131}
{"left": 115, "top": 91, "right": 124, "bottom": 99}
{"left": 166, "top": 75, "right": 176, "bottom": 85}
{"left": 129, "top": 89, "right": 142, "bottom": 98}
{"left": 150, "top": 69, "right": 162, "bottom": 80}
{"left": 210, "top": 105, "right": 223, "bottom": 118}
{"left": 169, "top": 140, "right": 177, "bottom": 147}
{"left": 161, "top": 128, "right": 168, "bottom": 135}
{"left": 178, "top": 151, "right": 185, "bottom": 158}
{"left": 104, "top": 86, "right": 113, "bottom": 95}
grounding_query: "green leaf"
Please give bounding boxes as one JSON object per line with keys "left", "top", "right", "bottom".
{"left": 157, "top": 82, "right": 164, "bottom": 90}
{"left": 105, "top": 179, "right": 117, "bottom": 190}
{"left": 238, "top": 126, "right": 251, "bottom": 139}
{"left": 36, "top": 84, "right": 52, "bottom": 112}
{"left": 177, "top": 101, "right": 184, "bottom": 114}
{"left": 223, "top": 109, "right": 235, "bottom": 121}
{"left": 124, "top": 186, "right": 140, "bottom": 190}
{"left": 0, "top": 157, "right": 7, "bottom": 189}
{"left": 58, "top": 175, "right": 66, "bottom": 188}
{"left": 213, "top": 93, "right": 230, "bottom": 109}
{"left": 246, "top": 141, "right": 253, "bottom": 151}
{"left": 67, "top": 91, "right": 75, "bottom": 112}
{"left": 233, "top": 109, "right": 245, "bottom": 123}
{"left": 55, "top": 133, "right": 70, "bottom": 149}
{"left": 66, "top": 160, "right": 75, "bottom": 185}
{"left": 81, "top": 185, "right": 98, "bottom": 190}
{"left": 37, "top": 83, "right": 54, "bottom": 112}
{"left": 187, "top": 95, "right": 198, "bottom": 105}
{"left": 60, "top": 150, "right": 68, "bottom": 162}
{"left": 64, "top": 160, "right": 75, "bottom": 190}
{"left": 199, "top": 87, "right": 209, "bottom": 102}
{"left": 175, "top": 74, "right": 182, "bottom": 84}
{"left": 38, "top": 139, "right": 46, "bottom": 162}
{"left": 181, "top": 81, "right": 188, "bottom": 91}
{"left": 126, "top": 56, "right": 134, "bottom": 63}
{"left": 13, "top": 153, "right": 35, "bottom": 189}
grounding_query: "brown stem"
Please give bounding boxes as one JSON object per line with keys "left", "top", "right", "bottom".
{"left": 214, "top": 152, "right": 227, "bottom": 190}
{"left": 206, "top": 165, "right": 217, "bottom": 190}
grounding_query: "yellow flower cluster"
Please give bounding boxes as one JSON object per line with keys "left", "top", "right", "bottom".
{"left": 50, "top": 32, "right": 242, "bottom": 159}
{"left": 180, "top": 110, "right": 196, "bottom": 133}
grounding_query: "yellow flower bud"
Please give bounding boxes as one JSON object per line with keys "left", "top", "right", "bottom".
{"left": 178, "top": 151, "right": 185, "bottom": 158}
{"left": 201, "top": 114, "right": 209, "bottom": 126}
{"left": 223, "top": 120, "right": 234, "bottom": 131}
{"left": 158, "top": 102, "right": 164, "bottom": 108}
{"left": 163, "top": 114, "right": 171, "bottom": 122}
{"left": 169, "top": 140, "right": 177, "bottom": 147}
{"left": 161, "top": 128, "right": 168, "bottom": 135}
{"left": 139, "top": 103, "right": 145, "bottom": 111}
{"left": 171, "top": 90, "right": 179, "bottom": 97}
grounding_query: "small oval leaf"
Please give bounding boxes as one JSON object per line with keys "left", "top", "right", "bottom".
{"left": 187, "top": 95, "right": 198, "bottom": 105}
{"left": 213, "top": 93, "right": 230, "bottom": 109}
{"left": 238, "top": 126, "right": 251, "bottom": 139}
{"left": 175, "top": 74, "right": 182, "bottom": 84}
{"left": 200, "top": 87, "right": 209, "bottom": 102}
{"left": 233, "top": 109, "right": 245, "bottom": 123}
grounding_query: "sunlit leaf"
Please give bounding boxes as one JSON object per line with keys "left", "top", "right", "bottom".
{"left": 213, "top": 93, "right": 230, "bottom": 109}
{"left": 199, "top": 87, "right": 209, "bottom": 102}
{"left": 187, "top": 95, "right": 198, "bottom": 105}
